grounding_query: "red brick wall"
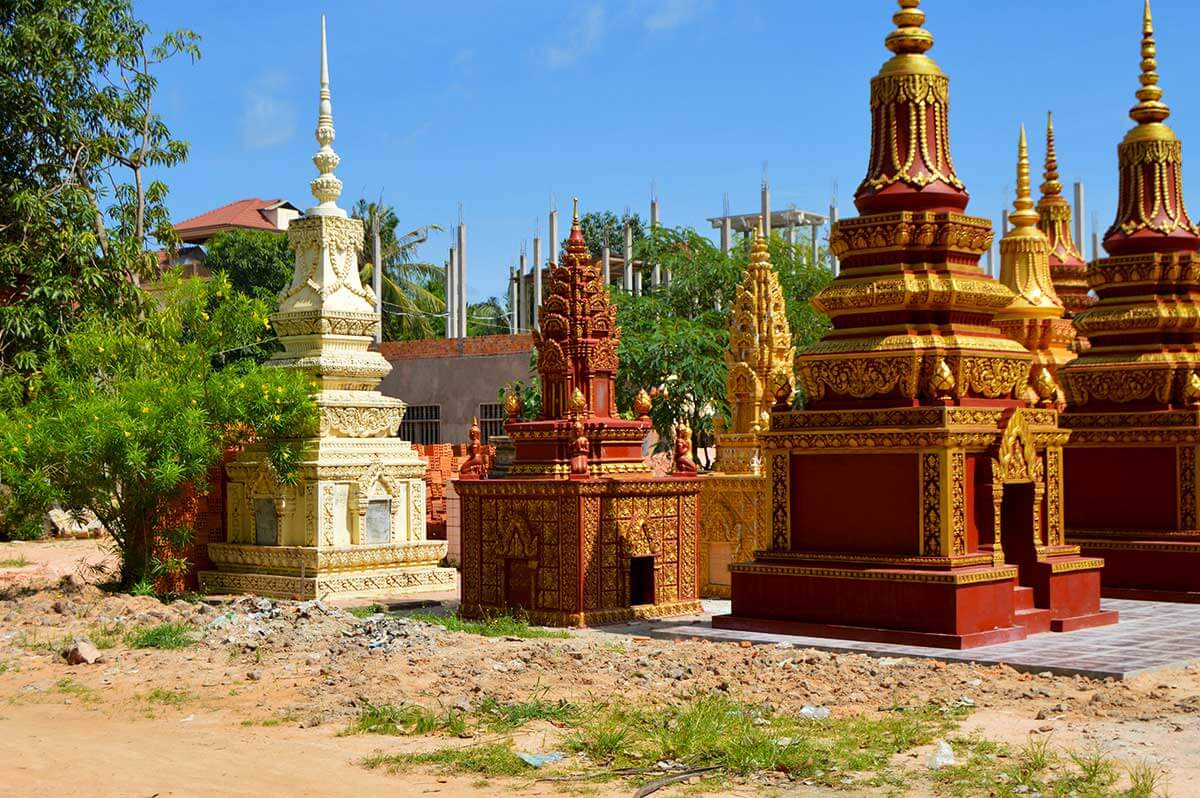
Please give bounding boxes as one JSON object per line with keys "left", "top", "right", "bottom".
{"left": 154, "top": 450, "right": 234, "bottom": 594}
{"left": 377, "top": 333, "right": 534, "bottom": 361}
{"left": 416, "top": 442, "right": 495, "bottom": 540}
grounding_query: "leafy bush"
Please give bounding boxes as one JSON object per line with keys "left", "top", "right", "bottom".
{"left": 0, "top": 274, "right": 316, "bottom": 582}
{"left": 124, "top": 622, "right": 194, "bottom": 649}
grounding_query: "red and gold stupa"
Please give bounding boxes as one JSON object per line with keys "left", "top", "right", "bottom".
{"left": 715, "top": 0, "right": 1112, "bottom": 648}
{"left": 1059, "top": 1, "right": 1200, "bottom": 602}
{"left": 1037, "top": 112, "right": 1095, "bottom": 348}
{"left": 454, "top": 202, "right": 702, "bottom": 626}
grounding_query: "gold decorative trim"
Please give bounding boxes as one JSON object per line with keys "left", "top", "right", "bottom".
{"left": 920, "top": 451, "right": 941, "bottom": 556}
{"left": 1047, "top": 558, "right": 1105, "bottom": 574}
{"left": 1070, "top": 538, "right": 1200, "bottom": 554}
{"left": 727, "top": 562, "right": 1019, "bottom": 586}
{"left": 752, "top": 549, "right": 994, "bottom": 568}
{"left": 1180, "top": 446, "right": 1197, "bottom": 529}
{"left": 770, "top": 452, "right": 790, "bottom": 549}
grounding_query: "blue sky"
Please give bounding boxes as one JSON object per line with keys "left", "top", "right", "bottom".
{"left": 137, "top": 0, "right": 1200, "bottom": 302}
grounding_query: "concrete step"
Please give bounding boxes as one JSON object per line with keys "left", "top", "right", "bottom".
{"left": 1013, "top": 585, "right": 1036, "bottom": 611}
{"left": 1014, "top": 606, "right": 1052, "bottom": 636}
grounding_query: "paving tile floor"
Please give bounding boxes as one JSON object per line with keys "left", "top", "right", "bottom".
{"left": 599, "top": 599, "right": 1200, "bottom": 680}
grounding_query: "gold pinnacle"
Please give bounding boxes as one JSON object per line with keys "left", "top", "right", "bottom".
{"left": 1040, "top": 111, "right": 1062, "bottom": 199}
{"left": 1130, "top": 0, "right": 1169, "bottom": 125}
{"left": 1010, "top": 125, "right": 1038, "bottom": 228}
{"left": 886, "top": 0, "right": 933, "bottom": 56}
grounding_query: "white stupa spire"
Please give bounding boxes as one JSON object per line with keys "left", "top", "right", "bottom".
{"left": 308, "top": 15, "right": 344, "bottom": 217}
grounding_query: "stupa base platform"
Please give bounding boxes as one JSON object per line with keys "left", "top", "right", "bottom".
{"left": 200, "top": 541, "right": 453, "bottom": 600}
{"left": 1069, "top": 533, "right": 1200, "bottom": 603}
{"left": 460, "top": 599, "right": 703, "bottom": 628}
{"left": 720, "top": 558, "right": 1024, "bottom": 650}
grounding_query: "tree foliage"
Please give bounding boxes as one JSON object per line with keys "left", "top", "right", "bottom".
{"left": 0, "top": 275, "right": 317, "bottom": 583}
{"left": 0, "top": 0, "right": 200, "bottom": 374}
{"left": 573, "top": 210, "right": 646, "bottom": 261}
{"left": 614, "top": 225, "right": 833, "bottom": 467}
{"left": 352, "top": 198, "right": 444, "bottom": 341}
{"left": 202, "top": 228, "right": 293, "bottom": 300}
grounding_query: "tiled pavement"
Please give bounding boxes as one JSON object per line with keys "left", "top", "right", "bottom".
{"left": 597, "top": 599, "right": 1200, "bottom": 680}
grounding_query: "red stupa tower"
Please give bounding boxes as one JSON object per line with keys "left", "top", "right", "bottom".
{"left": 715, "top": 0, "right": 1112, "bottom": 648}
{"left": 454, "top": 202, "right": 702, "bottom": 626}
{"left": 1060, "top": 1, "right": 1200, "bottom": 602}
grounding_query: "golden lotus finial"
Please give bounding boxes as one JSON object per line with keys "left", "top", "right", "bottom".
{"left": 1130, "top": 0, "right": 1170, "bottom": 126}
{"left": 1040, "top": 111, "right": 1062, "bottom": 200}
{"left": 632, "top": 388, "right": 652, "bottom": 419}
{"left": 885, "top": 0, "right": 932, "bottom": 57}
{"left": 570, "top": 387, "right": 587, "bottom": 415}
{"left": 1010, "top": 124, "right": 1038, "bottom": 229}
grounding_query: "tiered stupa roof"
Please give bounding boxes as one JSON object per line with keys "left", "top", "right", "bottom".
{"left": 1103, "top": 0, "right": 1198, "bottom": 255}
{"left": 805, "top": 0, "right": 1027, "bottom": 409}
{"left": 1036, "top": 114, "right": 1092, "bottom": 317}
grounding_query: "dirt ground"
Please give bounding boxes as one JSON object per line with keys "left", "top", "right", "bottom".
{"left": 1, "top": 538, "right": 1198, "bottom": 797}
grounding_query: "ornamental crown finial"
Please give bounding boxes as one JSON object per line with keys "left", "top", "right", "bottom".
{"left": 567, "top": 197, "right": 586, "bottom": 246}
{"left": 1130, "top": 0, "right": 1170, "bottom": 127}
{"left": 1040, "top": 111, "right": 1062, "bottom": 199}
{"left": 308, "top": 15, "right": 345, "bottom": 217}
{"left": 1010, "top": 124, "right": 1038, "bottom": 229}
{"left": 885, "top": 0, "right": 933, "bottom": 57}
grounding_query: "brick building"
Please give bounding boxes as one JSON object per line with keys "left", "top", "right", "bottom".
{"left": 377, "top": 333, "right": 535, "bottom": 445}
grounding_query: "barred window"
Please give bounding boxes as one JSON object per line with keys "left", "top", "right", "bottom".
{"left": 478, "top": 402, "right": 506, "bottom": 443}
{"left": 400, "top": 404, "right": 441, "bottom": 445}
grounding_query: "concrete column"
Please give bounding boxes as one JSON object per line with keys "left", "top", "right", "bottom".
{"left": 517, "top": 251, "right": 527, "bottom": 332}
{"left": 623, "top": 223, "right": 633, "bottom": 292}
{"left": 372, "top": 227, "right": 382, "bottom": 344}
{"left": 1074, "top": 182, "right": 1085, "bottom": 251}
{"left": 986, "top": 244, "right": 995, "bottom": 276}
{"left": 601, "top": 245, "right": 610, "bottom": 287}
{"left": 456, "top": 223, "right": 467, "bottom": 339}
{"left": 761, "top": 183, "right": 771, "bottom": 237}
{"left": 633, "top": 265, "right": 642, "bottom": 296}
{"left": 532, "top": 237, "right": 542, "bottom": 326}
{"left": 720, "top": 217, "right": 732, "bottom": 255}
{"left": 1092, "top": 231, "right": 1100, "bottom": 262}
{"left": 507, "top": 267, "right": 517, "bottom": 334}
{"left": 445, "top": 247, "right": 456, "bottom": 338}
{"left": 1001, "top": 210, "right": 1009, "bottom": 235}
{"left": 786, "top": 225, "right": 796, "bottom": 247}
{"left": 549, "top": 209, "right": 558, "bottom": 269}
{"left": 829, "top": 204, "right": 840, "bottom": 275}
{"left": 649, "top": 199, "right": 660, "bottom": 288}
{"left": 809, "top": 223, "right": 818, "bottom": 267}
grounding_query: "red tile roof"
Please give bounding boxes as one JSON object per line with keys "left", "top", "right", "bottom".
{"left": 174, "top": 198, "right": 295, "bottom": 242}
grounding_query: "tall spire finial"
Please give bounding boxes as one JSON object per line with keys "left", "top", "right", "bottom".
{"left": 1130, "top": 0, "right": 1170, "bottom": 126}
{"left": 567, "top": 197, "right": 585, "bottom": 244}
{"left": 885, "top": 0, "right": 933, "bottom": 57}
{"left": 1010, "top": 125, "right": 1038, "bottom": 228}
{"left": 308, "top": 15, "right": 344, "bottom": 217}
{"left": 1040, "top": 112, "right": 1062, "bottom": 199}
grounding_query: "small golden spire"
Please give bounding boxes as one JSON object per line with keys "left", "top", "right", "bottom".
{"left": 1040, "top": 112, "right": 1062, "bottom": 199}
{"left": 1010, "top": 125, "right": 1038, "bottom": 228}
{"left": 1130, "top": 0, "right": 1170, "bottom": 126}
{"left": 885, "top": 0, "right": 933, "bottom": 56}
{"left": 572, "top": 196, "right": 580, "bottom": 223}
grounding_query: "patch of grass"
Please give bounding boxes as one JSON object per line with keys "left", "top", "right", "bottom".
{"left": 933, "top": 733, "right": 1134, "bottom": 798}
{"left": 241, "top": 712, "right": 299, "bottom": 727}
{"left": 86, "top": 622, "right": 124, "bottom": 650}
{"left": 565, "top": 695, "right": 959, "bottom": 784}
{"left": 14, "top": 630, "right": 72, "bottom": 655}
{"left": 476, "top": 691, "right": 580, "bottom": 732}
{"left": 144, "top": 687, "right": 194, "bottom": 706}
{"left": 342, "top": 702, "right": 465, "bottom": 737}
{"left": 55, "top": 677, "right": 100, "bottom": 704}
{"left": 1126, "top": 761, "right": 1164, "bottom": 798}
{"left": 0, "top": 556, "right": 31, "bottom": 568}
{"left": 407, "top": 612, "right": 569, "bottom": 639}
{"left": 361, "top": 742, "right": 530, "bottom": 778}
{"left": 0, "top": 660, "right": 12, "bottom": 675}
{"left": 347, "top": 603, "right": 387, "bottom": 618}
{"left": 124, "top": 622, "right": 194, "bottom": 649}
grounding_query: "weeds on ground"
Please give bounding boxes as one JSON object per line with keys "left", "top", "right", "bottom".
{"left": 144, "top": 687, "right": 195, "bottom": 706}
{"left": 0, "top": 556, "right": 31, "bottom": 568}
{"left": 930, "top": 733, "right": 1167, "bottom": 797}
{"left": 124, "top": 622, "right": 194, "bottom": 649}
{"left": 241, "top": 712, "right": 299, "bottom": 727}
{"left": 406, "top": 612, "right": 569, "bottom": 639}
{"left": 55, "top": 677, "right": 100, "bottom": 704}
{"left": 86, "top": 622, "right": 124, "bottom": 649}
{"left": 347, "top": 603, "right": 388, "bottom": 618}
{"left": 476, "top": 690, "right": 581, "bottom": 731}
{"left": 342, "top": 703, "right": 466, "bottom": 737}
{"left": 361, "top": 742, "right": 530, "bottom": 778}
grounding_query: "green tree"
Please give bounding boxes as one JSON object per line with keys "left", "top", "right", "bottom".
{"left": 352, "top": 198, "right": 444, "bottom": 341}
{"left": 574, "top": 210, "right": 646, "bottom": 261}
{"left": 0, "top": 274, "right": 316, "bottom": 584}
{"left": 614, "top": 225, "right": 833, "bottom": 467}
{"left": 203, "top": 229, "right": 292, "bottom": 299}
{"left": 0, "top": 0, "right": 200, "bottom": 374}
